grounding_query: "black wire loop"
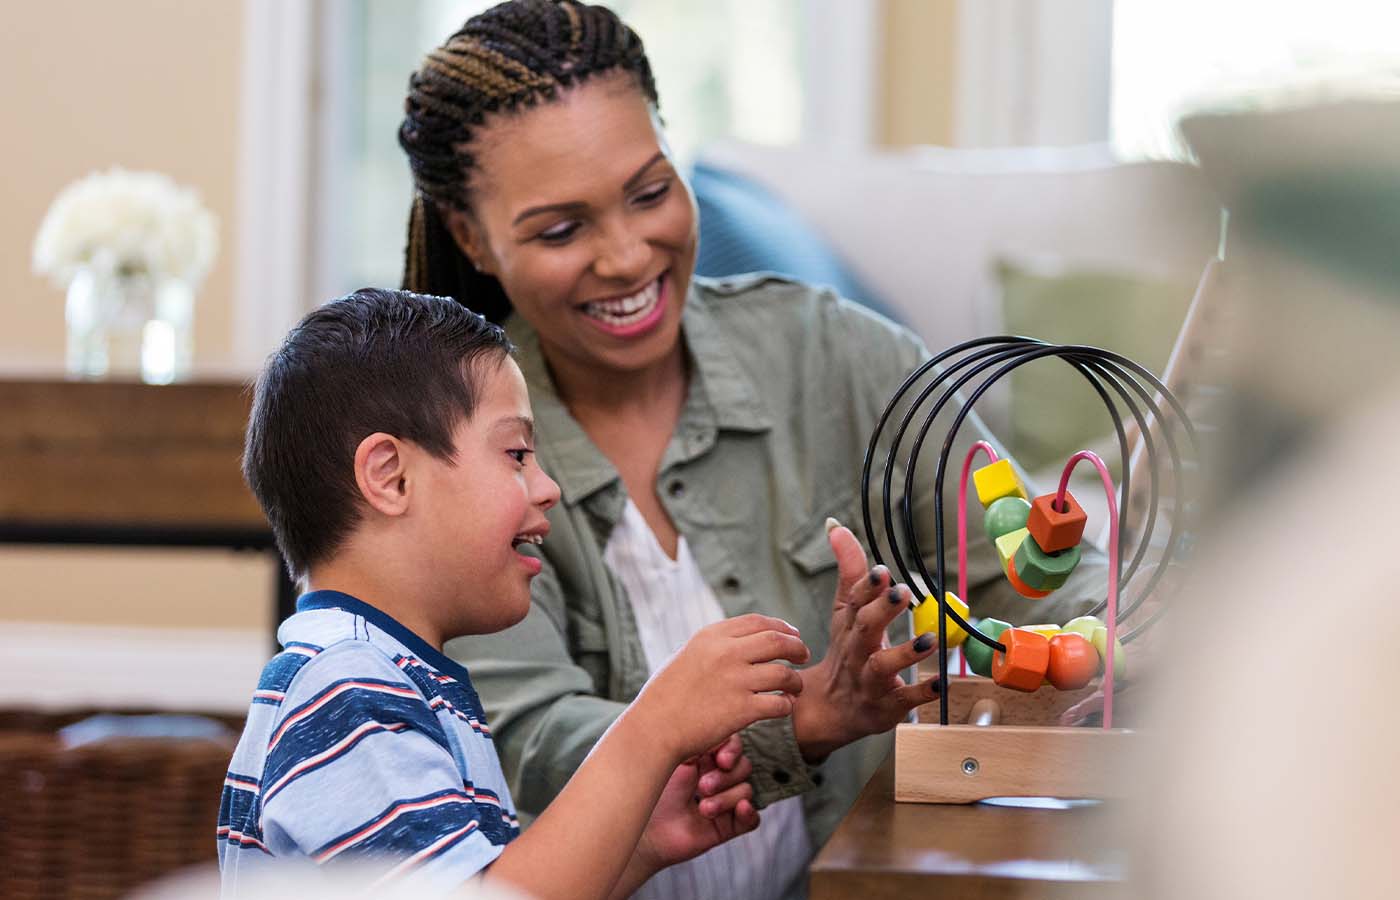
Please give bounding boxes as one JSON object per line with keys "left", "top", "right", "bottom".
{"left": 858, "top": 336, "right": 1198, "bottom": 725}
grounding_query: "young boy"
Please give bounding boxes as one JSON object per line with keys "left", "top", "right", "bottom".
{"left": 219, "top": 289, "right": 810, "bottom": 899}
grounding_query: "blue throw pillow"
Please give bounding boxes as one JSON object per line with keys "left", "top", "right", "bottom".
{"left": 690, "top": 161, "right": 898, "bottom": 322}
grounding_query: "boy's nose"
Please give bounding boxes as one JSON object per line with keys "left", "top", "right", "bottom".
{"left": 533, "top": 468, "right": 561, "bottom": 512}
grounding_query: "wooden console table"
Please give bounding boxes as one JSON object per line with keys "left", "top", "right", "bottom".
{"left": 0, "top": 378, "right": 295, "bottom": 627}
{"left": 808, "top": 757, "right": 1129, "bottom": 899}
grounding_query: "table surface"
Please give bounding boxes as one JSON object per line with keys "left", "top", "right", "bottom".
{"left": 808, "top": 756, "right": 1130, "bottom": 900}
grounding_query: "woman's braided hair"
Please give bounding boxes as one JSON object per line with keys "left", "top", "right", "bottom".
{"left": 399, "top": 0, "right": 658, "bottom": 323}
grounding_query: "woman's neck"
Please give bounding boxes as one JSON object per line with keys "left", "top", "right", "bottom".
{"left": 543, "top": 339, "right": 689, "bottom": 424}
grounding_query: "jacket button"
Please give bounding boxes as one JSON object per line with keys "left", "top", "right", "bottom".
{"left": 667, "top": 479, "right": 685, "bottom": 498}
{"left": 773, "top": 769, "right": 791, "bottom": 785}
{"left": 813, "top": 772, "right": 825, "bottom": 786}
{"left": 722, "top": 575, "right": 741, "bottom": 593}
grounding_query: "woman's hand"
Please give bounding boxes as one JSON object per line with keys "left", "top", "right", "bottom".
{"left": 791, "top": 521, "right": 941, "bottom": 763}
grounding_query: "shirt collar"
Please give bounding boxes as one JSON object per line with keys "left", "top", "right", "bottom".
{"left": 504, "top": 281, "right": 772, "bottom": 508}
{"left": 295, "top": 589, "right": 474, "bottom": 683}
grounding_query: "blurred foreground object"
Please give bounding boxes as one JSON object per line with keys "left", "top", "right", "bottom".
{"left": 1135, "top": 96, "right": 1400, "bottom": 898}
{"left": 32, "top": 168, "right": 218, "bottom": 384}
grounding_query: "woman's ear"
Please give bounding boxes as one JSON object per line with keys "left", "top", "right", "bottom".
{"left": 443, "top": 207, "right": 496, "bottom": 276}
{"left": 353, "top": 432, "right": 411, "bottom": 516}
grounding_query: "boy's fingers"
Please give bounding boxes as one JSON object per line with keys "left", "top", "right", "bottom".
{"left": 748, "top": 663, "right": 804, "bottom": 697}
{"left": 734, "top": 799, "right": 760, "bottom": 834}
{"left": 724, "top": 613, "right": 801, "bottom": 639}
{"left": 852, "top": 583, "right": 910, "bottom": 658}
{"left": 738, "top": 630, "right": 810, "bottom": 666}
{"left": 699, "top": 753, "right": 753, "bottom": 796}
{"left": 710, "top": 733, "right": 744, "bottom": 770}
{"left": 698, "top": 781, "right": 753, "bottom": 819}
{"left": 867, "top": 632, "right": 937, "bottom": 679}
{"left": 749, "top": 692, "right": 795, "bottom": 721}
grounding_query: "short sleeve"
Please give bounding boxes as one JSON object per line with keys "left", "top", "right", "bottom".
{"left": 259, "top": 642, "right": 505, "bottom": 890}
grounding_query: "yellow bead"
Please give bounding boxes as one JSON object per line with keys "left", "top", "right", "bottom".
{"left": 1024, "top": 623, "right": 1063, "bottom": 639}
{"left": 1062, "top": 615, "right": 1103, "bottom": 642}
{"left": 1091, "top": 626, "right": 1128, "bottom": 680}
{"left": 914, "top": 592, "right": 970, "bottom": 647}
{"left": 972, "top": 459, "right": 1028, "bottom": 508}
{"left": 994, "top": 527, "right": 1029, "bottom": 573}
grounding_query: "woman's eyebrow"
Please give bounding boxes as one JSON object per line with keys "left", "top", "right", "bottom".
{"left": 511, "top": 152, "right": 667, "bottom": 226}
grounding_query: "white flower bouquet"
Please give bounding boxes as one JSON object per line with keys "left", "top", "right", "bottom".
{"left": 32, "top": 167, "right": 218, "bottom": 289}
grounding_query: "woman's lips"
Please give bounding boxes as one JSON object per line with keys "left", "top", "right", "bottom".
{"left": 577, "top": 274, "right": 667, "bottom": 339}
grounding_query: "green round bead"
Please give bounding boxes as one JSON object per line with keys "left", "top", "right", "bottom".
{"left": 984, "top": 496, "right": 1032, "bottom": 542}
{"left": 964, "top": 618, "right": 1010, "bottom": 677}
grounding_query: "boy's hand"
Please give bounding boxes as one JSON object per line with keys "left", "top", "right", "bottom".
{"left": 635, "top": 737, "right": 760, "bottom": 872}
{"left": 633, "top": 614, "right": 809, "bottom": 763}
{"left": 695, "top": 734, "right": 753, "bottom": 818}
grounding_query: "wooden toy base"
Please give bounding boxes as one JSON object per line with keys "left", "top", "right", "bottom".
{"left": 915, "top": 674, "right": 1101, "bottom": 726}
{"left": 894, "top": 723, "right": 1136, "bottom": 804}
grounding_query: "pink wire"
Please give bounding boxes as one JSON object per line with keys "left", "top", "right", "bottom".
{"left": 957, "top": 441, "right": 998, "bottom": 677}
{"left": 1056, "top": 450, "right": 1118, "bottom": 729}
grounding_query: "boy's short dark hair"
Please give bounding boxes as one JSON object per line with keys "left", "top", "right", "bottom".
{"left": 243, "top": 288, "right": 513, "bottom": 581}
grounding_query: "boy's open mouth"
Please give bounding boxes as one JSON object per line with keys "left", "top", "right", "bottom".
{"left": 511, "top": 532, "right": 545, "bottom": 549}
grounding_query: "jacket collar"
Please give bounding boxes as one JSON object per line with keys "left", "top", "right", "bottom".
{"left": 504, "top": 281, "right": 772, "bottom": 507}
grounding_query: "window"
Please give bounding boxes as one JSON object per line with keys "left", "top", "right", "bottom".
{"left": 1111, "top": 0, "right": 1400, "bottom": 160}
{"left": 313, "top": 0, "right": 813, "bottom": 300}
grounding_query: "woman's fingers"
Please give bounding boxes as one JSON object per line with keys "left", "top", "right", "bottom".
{"left": 885, "top": 677, "right": 942, "bottom": 715}
{"left": 867, "top": 631, "right": 937, "bottom": 679}
{"left": 851, "top": 582, "right": 911, "bottom": 659}
{"left": 828, "top": 522, "right": 879, "bottom": 612}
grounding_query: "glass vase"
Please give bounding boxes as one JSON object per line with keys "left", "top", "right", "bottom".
{"left": 65, "top": 264, "right": 194, "bottom": 383}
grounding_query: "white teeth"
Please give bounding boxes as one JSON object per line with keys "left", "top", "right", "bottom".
{"left": 513, "top": 533, "right": 544, "bottom": 547}
{"left": 582, "top": 278, "right": 660, "bottom": 326}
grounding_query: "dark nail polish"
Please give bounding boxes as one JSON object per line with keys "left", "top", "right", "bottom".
{"left": 868, "top": 566, "right": 886, "bottom": 587}
{"left": 887, "top": 586, "right": 901, "bottom": 604}
{"left": 913, "top": 633, "right": 933, "bottom": 653}
{"left": 930, "top": 679, "right": 942, "bottom": 696}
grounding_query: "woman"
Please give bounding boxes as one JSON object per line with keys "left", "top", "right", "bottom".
{"left": 398, "top": 3, "right": 1098, "bottom": 897}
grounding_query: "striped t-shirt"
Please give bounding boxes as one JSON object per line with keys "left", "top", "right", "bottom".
{"left": 218, "top": 590, "right": 518, "bottom": 896}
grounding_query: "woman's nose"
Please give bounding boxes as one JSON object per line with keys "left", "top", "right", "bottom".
{"left": 591, "top": 220, "right": 649, "bottom": 284}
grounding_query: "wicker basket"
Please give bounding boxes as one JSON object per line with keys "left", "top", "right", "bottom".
{"left": 0, "top": 709, "right": 241, "bottom": 900}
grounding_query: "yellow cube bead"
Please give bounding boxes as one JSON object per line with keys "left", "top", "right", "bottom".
{"left": 994, "top": 527, "right": 1029, "bottom": 573}
{"left": 973, "top": 459, "right": 1028, "bottom": 508}
{"left": 914, "top": 591, "right": 970, "bottom": 647}
{"left": 1091, "top": 626, "right": 1128, "bottom": 680}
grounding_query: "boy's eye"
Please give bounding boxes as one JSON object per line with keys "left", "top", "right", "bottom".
{"left": 537, "top": 221, "right": 580, "bottom": 244}
{"left": 507, "top": 448, "right": 532, "bottom": 464}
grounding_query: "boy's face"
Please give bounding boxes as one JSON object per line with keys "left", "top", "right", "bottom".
{"left": 415, "top": 356, "right": 559, "bottom": 636}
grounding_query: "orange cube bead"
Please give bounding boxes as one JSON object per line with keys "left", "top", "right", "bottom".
{"left": 1027, "top": 491, "right": 1088, "bottom": 553}
{"left": 991, "top": 628, "right": 1050, "bottom": 692}
{"left": 1005, "top": 554, "right": 1052, "bottom": 599}
{"left": 1046, "top": 633, "right": 1098, "bottom": 690}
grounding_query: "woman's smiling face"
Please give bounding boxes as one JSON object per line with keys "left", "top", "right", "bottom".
{"left": 447, "top": 70, "right": 698, "bottom": 379}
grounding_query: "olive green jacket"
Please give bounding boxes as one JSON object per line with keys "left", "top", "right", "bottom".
{"left": 445, "top": 274, "right": 1101, "bottom": 850}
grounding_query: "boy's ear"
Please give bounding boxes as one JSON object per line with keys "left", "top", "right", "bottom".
{"left": 353, "top": 432, "right": 411, "bottom": 516}
{"left": 443, "top": 207, "right": 496, "bottom": 277}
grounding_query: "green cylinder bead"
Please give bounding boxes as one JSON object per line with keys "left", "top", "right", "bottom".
{"left": 964, "top": 618, "right": 1010, "bottom": 677}
{"left": 984, "top": 496, "right": 1032, "bottom": 542}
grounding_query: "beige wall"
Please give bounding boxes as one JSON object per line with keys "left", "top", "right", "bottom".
{"left": 879, "top": 0, "right": 959, "bottom": 147}
{"left": 0, "top": 1, "right": 263, "bottom": 633}
{"left": 0, "top": 0, "right": 244, "bottom": 372}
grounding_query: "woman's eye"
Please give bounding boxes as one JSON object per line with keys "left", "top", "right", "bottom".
{"left": 537, "top": 221, "right": 580, "bottom": 244}
{"left": 633, "top": 180, "right": 671, "bottom": 205}
{"left": 507, "top": 448, "right": 533, "bottom": 464}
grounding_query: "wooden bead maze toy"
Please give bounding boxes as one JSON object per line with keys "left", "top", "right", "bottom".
{"left": 860, "top": 336, "right": 1199, "bottom": 803}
